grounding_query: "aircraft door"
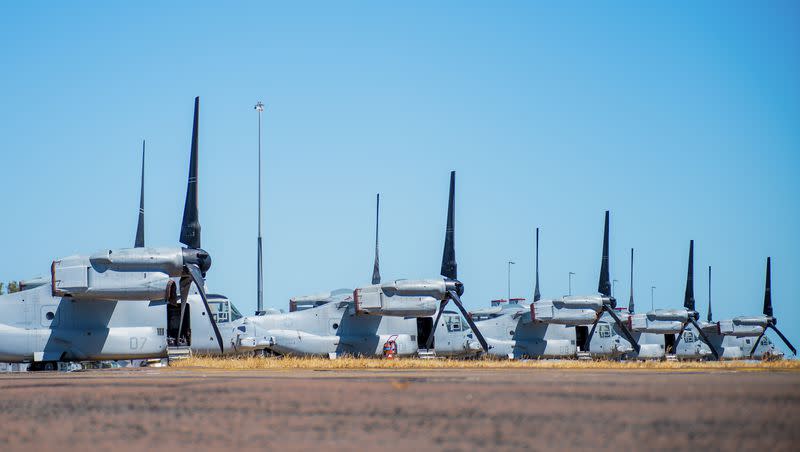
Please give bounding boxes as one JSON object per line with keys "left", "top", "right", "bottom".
{"left": 167, "top": 302, "right": 191, "bottom": 346}
{"left": 576, "top": 326, "right": 589, "bottom": 352}
{"left": 664, "top": 334, "right": 676, "bottom": 354}
{"left": 417, "top": 317, "right": 433, "bottom": 349}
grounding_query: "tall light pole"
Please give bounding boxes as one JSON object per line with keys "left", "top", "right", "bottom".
{"left": 507, "top": 261, "right": 515, "bottom": 302}
{"left": 650, "top": 286, "right": 656, "bottom": 310}
{"left": 255, "top": 101, "right": 265, "bottom": 315}
{"left": 569, "top": 272, "right": 575, "bottom": 296}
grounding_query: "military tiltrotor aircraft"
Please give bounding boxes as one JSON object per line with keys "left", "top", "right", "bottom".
{"left": 708, "top": 258, "right": 796, "bottom": 359}
{"left": 244, "top": 172, "right": 488, "bottom": 358}
{"left": 573, "top": 247, "right": 665, "bottom": 360}
{"left": 629, "top": 240, "right": 720, "bottom": 360}
{"left": 0, "top": 97, "right": 265, "bottom": 369}
{"left": 468, "top": 228, "right": 577, "bottom": 359}
{"left": 667, "top": 263, "right": 782, "bottom": 360}
{"left": 527, "top": 212, "right": 644, "bottom": 359}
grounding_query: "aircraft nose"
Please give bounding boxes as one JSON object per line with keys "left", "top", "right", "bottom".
{"left": 616, "top": 343, "right": 633, "bottom": 353}
{"left": 467, "top": 340, "right": 483, "bottom": 351}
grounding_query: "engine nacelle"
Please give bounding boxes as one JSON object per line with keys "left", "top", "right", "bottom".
{"left": 718, "top": 318, "right": 766, "bottom": 337}
{"left": 354, "top": 282, "right": 439, "bottom": 317}
{"left": 52, "top": 257, "right": 176, "bottom": 301}
{"left": 630, "top": 311, "right": 686, "bottom": 334}
{"left": 380, "top": 279, "right": 448, "bottom": 298}
{"left": 89, "top": 248, "right": 185, "bottom": 276}
{"left": 531, "top": 299, "right": 600, "bottom": 325}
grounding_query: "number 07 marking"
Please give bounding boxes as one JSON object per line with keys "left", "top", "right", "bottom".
{"left": 130, "top": 337, "right": 147, "bottom": 349}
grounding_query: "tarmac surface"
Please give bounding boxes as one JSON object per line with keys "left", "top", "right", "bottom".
{"left": 0, "top": 367, "right": 798, "bottom": 451}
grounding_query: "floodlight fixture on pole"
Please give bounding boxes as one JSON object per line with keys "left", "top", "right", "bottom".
{"left": 651, "top": 286, "right": 656, "bottom": 311}
{"left": 507, "top": 261, "right": 515, "bottom": 304}
{"left": 255, "top": 100, "right": 265, "bottom": 315}
{"left": 569, "top": 272, "right": 575, "bottom": 296}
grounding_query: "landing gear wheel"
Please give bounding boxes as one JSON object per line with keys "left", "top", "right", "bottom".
{"left": 43, "top": 361, "right": 57, "bottom": 371}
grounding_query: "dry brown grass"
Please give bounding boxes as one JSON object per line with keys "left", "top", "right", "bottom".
{"left": 171, "top": 355, "right": 800, "bottom": 371}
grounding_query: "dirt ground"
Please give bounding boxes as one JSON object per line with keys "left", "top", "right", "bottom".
{"left": 0, "top": 367, "right": 798, "bottom": 451}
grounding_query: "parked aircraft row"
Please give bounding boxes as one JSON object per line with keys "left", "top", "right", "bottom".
{"left": 0, "top": 97, "right": 794, "bottom": 370}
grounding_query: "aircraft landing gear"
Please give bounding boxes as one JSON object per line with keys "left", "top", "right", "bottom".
{"left": 30, "top": 361, "right": 58, "bottom": 371}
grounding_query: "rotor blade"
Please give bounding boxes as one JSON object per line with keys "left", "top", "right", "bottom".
{"left": 135, "top": 140, "right": 145, "bottom": 248}
{"left": 749, "top": 329, "right": 766, "bottom": 358}
{"left": 186, "top": 264, "right": 224, "bottom": 354}
{"left": 689, "top": 318, "right": 719, "bottom": 360}
{"left": 533, "top": 227, "right": 540, "bottom": 302}
{"left": 603, "top": 304, "right": 640, "bottom": 354}
{"left": 597, "top": 211, "right": 611, "bottom": 297}
{"left": 769, "top": 324, "right": 797, "bottom": 355}
{"left": 176, "top": 276, "right": 191, "bottom": 341}
{"left": 440, "top": 171, "right": 457, "bottom": 280}
{"left": 448, "top": 290, "right": 488, "bottom": 353}
{"left": 372, "top": 193, "right": 381, "bottom": 285}
{"left": 673, "top": 322, "right": 686, "bottom": 352}
{"left": 180, "top": 96, "right": 202, "bottom": 249}
{"left": 628, "top": 248, "right": 634, "bottom": 314}
{"left": 707, "top": 265, "right": 712, "bottom": 322}
{"left": 763, "top": 257, "right": 773, "bottom": 317}
{"left": 684, "top": 240, "right": 695, "bottom": 311}
{"left": 585, "top": 316, "right": 601, "bottom": 352}
{"left": 424, "top": 300, "right": 448, "bottom": 350}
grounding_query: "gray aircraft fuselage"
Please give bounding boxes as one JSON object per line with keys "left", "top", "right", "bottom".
{"left": 673, "top": 318, "right": 784, "bottom": 360}
{"left": 472, "top": 303, "right": 576, "bottom": 359}
{"left": 242, "top": 279, "right": 483, "bottom": 358}
{"left": 0, "top": 257, "right": 261, "bottom": 364}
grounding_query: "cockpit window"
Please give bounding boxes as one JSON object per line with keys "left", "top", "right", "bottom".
{"left": 598, "top": 324, "right": 611, "bottom": 338}
{"left": 230, "top": 302, "right": 243, "bottom": 321}
{"left": 762, "top": 336, "right": 772, "bottom": 345}
{"left": 445, "top": 316, "right": 463, "bottom": 332}
{"left": 683, "top": 331, "right": 694, "bottom": 342}
{"left": 208, "top": 299, "right": 243, "bottom": 323}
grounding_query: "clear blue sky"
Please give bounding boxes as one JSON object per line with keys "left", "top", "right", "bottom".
{"left": 1, "top": 2, "right": 798, "bottom": 348}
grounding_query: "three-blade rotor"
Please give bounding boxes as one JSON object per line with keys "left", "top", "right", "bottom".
{"left": 424, "top": 171, "right": 488, "bottom": 353}
{"left": 672, "top": 240, "right": 719, "bottom": 360}
{"left": 750, "top": 257, "right": 796, "bottom": 357}
{"left": 173, "top": 97, "right": 223, "bottom": 354}
{"left": 586, "top": 211, "right": 641, "bottom": 354}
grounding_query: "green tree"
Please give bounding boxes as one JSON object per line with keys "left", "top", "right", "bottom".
{"left": 0, "top": 282, "right": 4, "bottom": 295}
{"left": 7, "top": 281, "right": 19, "bottom": 293}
